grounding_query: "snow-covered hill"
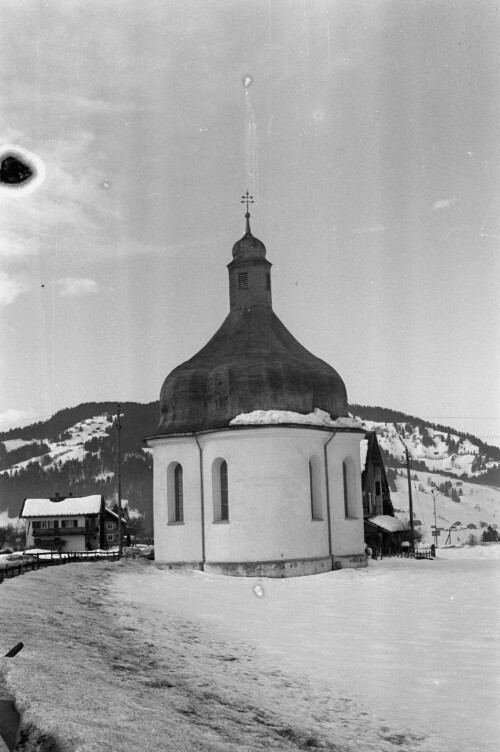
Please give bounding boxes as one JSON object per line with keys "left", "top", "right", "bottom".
{"left": 351, "top": 407, "right": 500, "bottom": 545}
{"left": 359, "top": 418, "right": 495, "bottom": 477}
{"left": 0, "top": 401, "right": 156, "bottom": 523}
{"left": 390, "top": 469, "right": 500, "bottom": 547}
{"left": 1, "top": 414, "right": 114, "bottom": 476}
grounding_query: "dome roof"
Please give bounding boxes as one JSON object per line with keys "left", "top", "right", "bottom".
{"left": 232, "top": 227, "right": 266, "bottom": 260}
{"left": 158, "top": 308, "right": 347, "bottom": 434}
{"left": 157, "top": 215, "right": 348, "bottom": 435}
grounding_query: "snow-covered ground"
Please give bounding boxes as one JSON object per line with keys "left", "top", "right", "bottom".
{"left": 1, "top": 547, "right": 498, "bottom": 751}
{"left": 114, "top": 548, "right": 500, "bottom": 752}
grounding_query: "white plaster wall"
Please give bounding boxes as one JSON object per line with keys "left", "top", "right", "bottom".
{"left": 65, "top": 534, "right": 86, "bottom": 553}
{"left": 149, "top": 436, "right": 203, "bottom": 564}
{"left": 25, "top": 525, "right": 35, "bottom": 548}
{"left": 25, "top": 526, "right": 87, "bottom": 552}
{"left": 199, "top": 427, "right": 332, "bottom": 563}
{"left": 149, "top": 427, "right": 366, "bottom": 570}
{"left": 326, "top": 431, "right": 366, "bottom": 557}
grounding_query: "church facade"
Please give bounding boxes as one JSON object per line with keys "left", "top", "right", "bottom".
{"left": 146, "top": 207, "right": 367, "bottom": 577}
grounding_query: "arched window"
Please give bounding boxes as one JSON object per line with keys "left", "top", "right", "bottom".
{"left": 343, "top": 461, "right": 349, "bottom": 517}
{"left": 309, "top": 456, "right": 323, "bottom": 520}
{"left": 220, "top": 460, "right": 229, "bottom": 521}
{"left": 212, "top": 458, "right": 229, "bottom": 522}
{"left": 174, "top": 464, "right": 184, "bottom": 522}
{"left": 343, "top": 458, "right": 357, "bottom": 518}
{"left": 167, "top": 462, "right": 184, "bottom": 523}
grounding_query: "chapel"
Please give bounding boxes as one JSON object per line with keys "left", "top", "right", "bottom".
{"left": 146, "top": 203, "right": 367, "bottom": 576}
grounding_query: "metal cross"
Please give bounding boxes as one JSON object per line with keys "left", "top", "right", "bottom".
{"left": 241, "top": 191, "right": 254, "bottom": 213}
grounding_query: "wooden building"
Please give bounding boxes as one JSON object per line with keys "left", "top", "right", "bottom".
{"left": 20, "top": 494, "right": 124, "bottom": 552}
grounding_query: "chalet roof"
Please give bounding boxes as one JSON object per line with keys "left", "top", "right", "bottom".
{"left": 20, "top": 495, "right": 103, "bottom": 518}
{"left": 366, "top": 515, "right": 405, "bottom": 533}
{"left": 105, "top": 507, "right": 127, "bottom": 522}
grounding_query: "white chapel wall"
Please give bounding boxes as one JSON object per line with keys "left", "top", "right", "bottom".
{"left": 150, "top": 436, "right": 203, "bottom": 565}
{"left": 199, "top": 427, "right": 331, "bottom": 564}
{"left": 327, "top": 431, "right": 366, "bottom": 562}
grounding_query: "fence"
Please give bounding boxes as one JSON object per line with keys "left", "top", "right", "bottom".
{"left": 0, "top": 550, "right": 121, "bottom": 584}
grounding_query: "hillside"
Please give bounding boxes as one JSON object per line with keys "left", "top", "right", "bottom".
{"left": 1, "top": 401, "right": 499, "bottom": 544}
{"left": 0, "top": 402, "right": 159, "bottom": 531}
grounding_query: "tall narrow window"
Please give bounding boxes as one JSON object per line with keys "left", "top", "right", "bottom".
{"left": 174, "top": 463, "right": 184, "bottom": 522}
{"left": 220, "top": 460, "right": 229, "bottom": 521}
{"left": 343, "top": 461, "right": 349, "bottom": 517}
{"left": 309, "top": 456, "right": 323, "bottom": 519}
{"left": 212, "top": 458, "right": 229, "bottom": 522}
{"left": 238, "top": 272, "right": 249, "bottom": 288}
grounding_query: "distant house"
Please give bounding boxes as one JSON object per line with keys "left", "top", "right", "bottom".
{"left": 361, "top": 432, "right": 391, "bottom": 518}
{"left": 19, "top": 493, "right": 125, "bottom": 552}
{"left": 361, "top": 432, "right": 404, "bottom": 554}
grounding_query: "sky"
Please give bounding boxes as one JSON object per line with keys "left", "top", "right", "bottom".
{"left": 0, "top": 0, "right": 499, "bottom": 445}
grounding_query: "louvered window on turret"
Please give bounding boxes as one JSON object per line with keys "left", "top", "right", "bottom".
{"left": 238, "top": 272, "right": 249, "bottom": 289}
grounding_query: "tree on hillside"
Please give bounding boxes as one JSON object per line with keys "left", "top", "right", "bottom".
{"left": 482, "top": 526, "right": 499, "bottom": 543}
{"left": 0, "top": 523, "right": 25, "bottom": 550}
{"left": 421, "top": 428, "right": 434, "bottom": 448}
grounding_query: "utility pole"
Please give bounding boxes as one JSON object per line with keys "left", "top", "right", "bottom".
{"left": 397, "top": 434, "right": 415, "bottom": 555}
{"left": 404, "top": 444, "right": 415, "bottom": 554}
{"left": 116, "top": 404, "right": 123, "bottom": 556}
{"left": 431, "top": 490, "right": 440, "bottom": 548}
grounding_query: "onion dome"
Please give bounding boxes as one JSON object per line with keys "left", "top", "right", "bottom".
{"left": 157, "top": 205, "right": 348, "bottom": 435}
{"left": 232, "top": 211, "right": 266, "bottom": 261}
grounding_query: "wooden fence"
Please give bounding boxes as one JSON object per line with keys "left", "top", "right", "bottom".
{"left": 0, "top": 551, "right": 121, "bottom": 584}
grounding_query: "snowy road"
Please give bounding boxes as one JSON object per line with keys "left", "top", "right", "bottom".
{"left": 114, "top": 551, "right": 500, "bottom": 751}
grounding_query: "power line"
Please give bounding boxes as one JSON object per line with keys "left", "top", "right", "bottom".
{"left": 422, "top": 416, "right": 500, "bottom": 420}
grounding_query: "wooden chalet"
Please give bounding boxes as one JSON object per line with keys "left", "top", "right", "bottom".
{"left": 20, "top": 493, "right": 125, "bottom": 553}
{"left": 361, "top": 432, "right": 405, "bottom": 556}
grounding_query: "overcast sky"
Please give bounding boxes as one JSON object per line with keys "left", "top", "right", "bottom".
{"left": 1, "top": 0, "right": 499, "bottom": 445}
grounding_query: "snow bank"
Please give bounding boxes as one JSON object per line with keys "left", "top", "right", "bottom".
{"left": 230, "top": 408, "right": 363, "bottom": 429}
{"left": 437, "top": 543, "right": 500, "bottom": 560}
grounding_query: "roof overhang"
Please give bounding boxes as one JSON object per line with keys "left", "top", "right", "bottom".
{"left": 365, "top": 515, "right": 405, "bottom": 533}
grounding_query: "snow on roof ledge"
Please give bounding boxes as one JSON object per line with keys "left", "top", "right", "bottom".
{"left": 360, "top": 438, "right": 369, "bottom": 470}
{"left": 21, "top": 495, "right": 103, "bottom": 518}
{"left": 367, "top": 515, "right": 406, "bottom": 533}
{"left": 229, "top": 408, "right": 363, "bottom": 429}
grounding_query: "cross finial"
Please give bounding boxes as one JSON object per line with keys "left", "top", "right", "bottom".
{"left": 241, "top": 191, "right": 254, "bottom": 234}
{"left": 241, "top": 191, "right": 254, "bottom": 215}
